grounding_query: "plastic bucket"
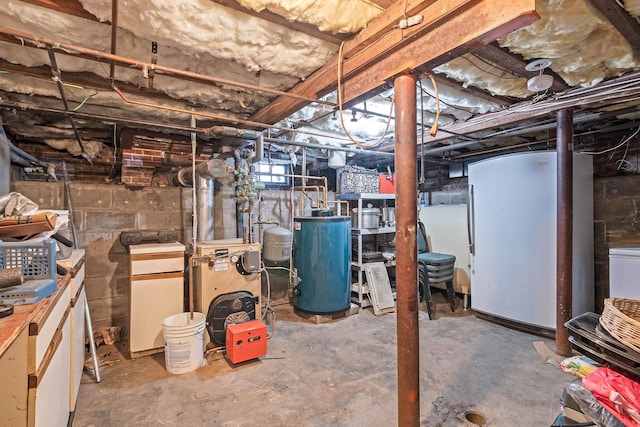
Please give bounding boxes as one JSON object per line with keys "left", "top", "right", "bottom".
{"left": 162, "top": 312, "right": 206, "bottom": 375}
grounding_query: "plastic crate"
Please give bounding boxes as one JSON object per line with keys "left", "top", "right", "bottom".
{"left": 0, "top": 240, "right": 57, "bottom": 305}
{"left": 0, "top": 239, "right": 57, "bottom": 281}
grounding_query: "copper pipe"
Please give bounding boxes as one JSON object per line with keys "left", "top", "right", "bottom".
{"left": 0, "top": 25, "right": 335, "bottom": 107}
{"left": 188, "top": 255, "right": 205, "bottom": 319}
{"left": 0, "top": 100, "right": 380, "bottom": 148}
{"left": 112, "top": 85, "right": 368, "bottom": 147}
{"left": 109, "top": 0, "right": 118, "bottom": 81}
{"left": 556, "top": 108, "right": 573, "bottom": 357}
{"left": 394, "top": 73, "right": 420, "bottom": 427}
{"left": 326, "top": 200, "right": 349, "bottom": 216}
{"left": 256, "top": 172, "right": 328, "bottom": 208}
{"left": 298, "top": 185, "right": 321, "bottom": 209}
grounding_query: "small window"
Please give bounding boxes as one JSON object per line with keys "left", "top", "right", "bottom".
{"left": 255, "top": 163, "right": 288, "bottom": 184}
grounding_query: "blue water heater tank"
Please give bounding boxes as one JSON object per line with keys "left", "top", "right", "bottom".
{"left": 293, "top": 215, "right": 351, "bottom": 313}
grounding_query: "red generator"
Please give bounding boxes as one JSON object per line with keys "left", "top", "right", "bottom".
{"left": 225, "top": 320, "right": 267, "bottom": 364}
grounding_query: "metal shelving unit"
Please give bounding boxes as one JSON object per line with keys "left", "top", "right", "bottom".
{"left": 337, "top": 193, "right": 396, "bottom": 307}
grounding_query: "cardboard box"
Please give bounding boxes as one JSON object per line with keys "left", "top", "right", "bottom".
{"left": 0, "top": 212, "right": 58, "bottom": 237}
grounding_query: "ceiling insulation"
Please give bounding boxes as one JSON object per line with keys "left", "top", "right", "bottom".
{"left": 0, "top": 0, "right": 640, "bottom": 177}
{"left": 236, "top": 0, "right": 382, "bottom": 33}
{"left": 499, "top": 0, "right": 639, "bottom": 87}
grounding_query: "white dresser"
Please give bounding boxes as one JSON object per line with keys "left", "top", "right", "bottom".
{"left": 129, "top": 242, "right": 185, "bottom": 358}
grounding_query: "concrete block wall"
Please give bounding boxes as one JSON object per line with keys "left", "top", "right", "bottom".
{"left": 11, "top": 182, "right": 192, "bottom": 337}
{"left": 11, "top": 172, "right": 638, "bottom": 330}
{"left": 593, "top": 175, "right": 640, "bottom": 311}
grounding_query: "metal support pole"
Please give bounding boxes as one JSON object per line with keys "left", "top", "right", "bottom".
{"left": 62, "top": 161, "right": 100, "bottom": 382}
{"left": 394, "top": 73, "right": 420, "bottom": 427}
{"left": 556, "top": 108, "right": 573, "bottom": 357}
{"left": 84, "top": 298, "right": 101, "bottom": 383}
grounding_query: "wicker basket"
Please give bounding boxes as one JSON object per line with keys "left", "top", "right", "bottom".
{"left": 600, "top": 298, "right": 640, "bottom": 353}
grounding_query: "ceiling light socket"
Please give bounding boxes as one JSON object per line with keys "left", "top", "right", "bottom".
{"left": 527, "top": 74, "right": 554, "bottom": 92}
{"left": 525, "top": 58, "right": 552, "bottom": 72}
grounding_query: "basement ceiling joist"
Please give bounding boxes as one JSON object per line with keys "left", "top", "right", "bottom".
{"left": 1, "top": 0, "right": 640, "bottom": 172}
{"left": 588, "top": 0, "right": 640, "bottom": 56}
{"left": 209, "top": 0, "right": 350, "bottom": 44}
{"left": 473, "top": 42, "right": 569, "bottom": 93}
{"left": 251, "top": 0, "right": 538, "bottom": 124}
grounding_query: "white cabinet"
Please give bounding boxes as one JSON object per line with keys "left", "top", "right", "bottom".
{"left": 337, "top": 193, "right": 395, "bottom": 307}
{"left": 58, "top": 249, "right": 86, "bottom": 414}
{"left": 30, "top": 314, "right": 70, "bottom": 427}
{"left": 129, "top": 242, "right": 185, "bottom": 358}
{"left": 609, "top": 248, "right": 640, "bottom": 299}
{"left": 27, "top": 278, "right": 72, "bottom": 427}
{"left": 0, "top": 255, "right": 85, "bottom": 427}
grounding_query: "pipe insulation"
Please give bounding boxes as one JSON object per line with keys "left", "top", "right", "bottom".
{"left": 9, "top": 143, "right": 47, "bottom": 168}
{"left": 196, "top": 176, "right": 214, "bottom": 241}
{"left": 170, "top": 157, "right": 229, "bottom": 187}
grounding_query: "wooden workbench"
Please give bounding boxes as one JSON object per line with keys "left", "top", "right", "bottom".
{"left": 0, "top": 254, "right": 84, "bottom": 427}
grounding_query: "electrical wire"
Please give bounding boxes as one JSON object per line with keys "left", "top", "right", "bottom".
{"left": 458, "top": 54, "right": 523, "bottom": 80}
{"left": 73, "top": 89, "right": 98, "bottom": 111}
{"left": 425, "top": 73, "right": 439, "bottom": 137}
{"left": 470, "top": 52, "right": 522, "bottom": 77}
{"left": 418, "top": 82, "right": 476, "bottom": 114}
{"left": 336, "top": 40, "right": 395, "bottom": 147}
{"left": 261, "top": 263, "right": 271, "bottom": 321}
{"left": 577, "top": 126, "right": 640, "bottom": 155}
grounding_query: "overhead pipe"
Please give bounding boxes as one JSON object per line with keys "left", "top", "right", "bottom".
{"left": 112, "top": 86, "right": 372, "bottom": 147}
{"left": 0, "top": 26, "right": 335, "bottom": 108}
{"left": 0, "top": 98, "right": 384, "bottom": 156}
{"left": 170, "top": 157, "right": 230, "bottom": 187}
{"left": 263, "top": 136, "right": 394, "bottom": 157}
{"left": 0, "top": 100, "right": 389, "bottom": 153}
{"left": 9, "top": 142, "right": 47, "bottom": 168}
{"left": 46, "top": 46, "right": 89, "bottom": 161}
{"left": 255, "top": 172, "right": 328, "bottom": 208}
{"left": 9, "top": 151, "right": 30, "bottom": 167}
{"left": 196, "top": 176, "right": 214, "bottom": 241}
{"left": 394, "top": 73, "right": 420, "bottom": 427}
{"left": 556, "top": 108, "right": 573, "bottom": 357}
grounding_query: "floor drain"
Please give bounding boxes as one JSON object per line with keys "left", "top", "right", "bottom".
{"left": 462, "top": 410, "right": 489, "bottom": 426}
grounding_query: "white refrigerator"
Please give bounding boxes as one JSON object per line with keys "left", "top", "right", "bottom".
{"left": 468, "top": 151, "right": 594, "bottom": 331}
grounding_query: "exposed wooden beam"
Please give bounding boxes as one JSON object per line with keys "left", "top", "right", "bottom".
{"left": 17, "top": 0, "right": 99, "bottom": 21}
{"left": 419, "top": 70, "right": 640, "bottom": 144}
{"left": 473, "top": 42, "right": 569, "bottom": 92}
{"left": 588, "top": 0, "right": 640, "bottom": 56}
{"left": 430, "top": 74, "right": 514, "bottom": 107}
{"left": 340, "top": 0, "right": 538, "bottom": 106}
{"left": 364, "top": 0, "right": 394, "bottom": 9}
{"left": 209, "top": 0, "right": 349, "bottom": 45}
{"left": 251, "top": 0, "right": 481, "bottom": 124}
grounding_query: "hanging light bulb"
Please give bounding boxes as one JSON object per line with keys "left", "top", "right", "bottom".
{"left": 525, "top": 59, "right": 554, "bottom": 92}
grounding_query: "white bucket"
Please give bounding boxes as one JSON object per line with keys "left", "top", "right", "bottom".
{"left": 162, "top": 312, "right": 206, "bottom": 375}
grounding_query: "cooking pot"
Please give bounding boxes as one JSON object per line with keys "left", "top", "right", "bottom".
{"left": 352, "top": 207, "right": 381, "bottom": 229}
{"left": 381, "top": 207, "right": 396, "bottom": 227}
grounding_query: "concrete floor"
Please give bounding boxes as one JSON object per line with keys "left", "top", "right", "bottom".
{"left": 73, "top": 294, "right": 576, "bottom": 426}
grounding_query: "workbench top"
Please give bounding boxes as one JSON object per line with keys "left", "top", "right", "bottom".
{"left": 0, "top": 267, "right": 74, "bottom": 357}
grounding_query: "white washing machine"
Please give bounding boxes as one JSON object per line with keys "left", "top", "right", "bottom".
{"left": 194, "top": 239, "right": 262, "bottom": 345}
{"left": 609, "top": 248, "right": 640, "bottom": 299}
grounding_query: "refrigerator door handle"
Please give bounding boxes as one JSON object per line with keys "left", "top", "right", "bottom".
{"left": 467, "top": 184, "right": 475, "bottom": 255}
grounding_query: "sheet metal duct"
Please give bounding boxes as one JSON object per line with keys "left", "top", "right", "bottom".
{"left": 171, "top": 157, "right": 230, "bottom": 241}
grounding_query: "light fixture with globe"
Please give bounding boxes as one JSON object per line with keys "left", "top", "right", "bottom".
{"left": 525, "top": 58, "right": 554, "bottom": 92}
